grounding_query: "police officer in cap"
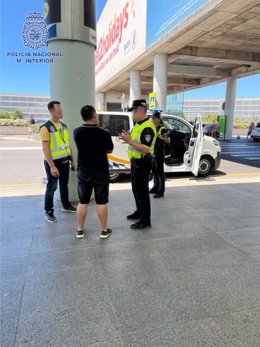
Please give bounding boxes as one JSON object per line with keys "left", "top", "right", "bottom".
{"left": 121, "top": 99, "right": 156, "bottom": 229}
{"left": 150, "top": 111, "right": 170, "bottom": 198}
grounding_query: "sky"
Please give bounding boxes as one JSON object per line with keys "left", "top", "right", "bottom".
{"left": 1, "top": 0, "right": 259, "bottom": 100}
{"left": 97, "top": 0, "right": 107, "bottom": 20}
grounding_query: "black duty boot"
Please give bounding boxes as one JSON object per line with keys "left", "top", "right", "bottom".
{"left": 127, "top": 211, "right": 141, "bottom": 220}
{"left": 130, "top": 221, "right": 152, "bottom": 229}
{"left": 154, "top": 193, "right": 164, "bottom": 199}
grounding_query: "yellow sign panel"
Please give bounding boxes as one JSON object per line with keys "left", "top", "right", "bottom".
{"left": 149, "top": 92, "right": 156, "bottom": 109}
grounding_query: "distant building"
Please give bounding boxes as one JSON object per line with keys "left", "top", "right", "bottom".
{"left": 166, "top": 93, "right": 184, "bottom": 117}
{"left": 0, "top": 94, "right": 50, "bottom": 120}
{"left": 0, "top": 94, "right": 259, "bottom": 122}
{"left": 183, "top": 98, "right": 260, "bottom": 121}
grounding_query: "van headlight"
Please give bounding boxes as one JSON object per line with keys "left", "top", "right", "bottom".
{"left": 213, "top": 140, "right": 219, "bottom": 146}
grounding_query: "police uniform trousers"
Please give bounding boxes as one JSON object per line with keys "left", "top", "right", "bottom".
{"left": 152, "top": 149, "right": 165, "bottom": 194}
{"left": 131, "top": 156, "right": 152, "bottom": 224}
{"left": 44, "top": 159, "right": 70, "bottom": 212}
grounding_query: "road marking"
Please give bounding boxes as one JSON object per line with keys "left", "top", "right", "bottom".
{"left": 225, "top": 172, "right": 260, "bottom": 177}
{"left": 222, "top": 151, "right": 259, "bottom": 154}
{"left": 231, "top": 154, "right": 260, "bottom": 157}
{"left": 0, "top": 183, "right": 42, "bottom": 187}
{"left": 0, "top": 147, "right": 41, "bottom": 150}
{"left": 221, "top": 144, "right": 255, "bottom": 147}
{"left": 1, "top": 172, "right": 260, "bottom": 188}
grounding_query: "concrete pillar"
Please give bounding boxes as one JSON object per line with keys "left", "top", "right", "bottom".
{"left": 153, "top": 54, "right": 168, "bottom": 111}
{"left": 97, "top": 92, "right": 106, "bottom": 111}
{"left": 49, "top": 41, "right": 95, "bottom": 201}
{"left": 45, "top": 0, "right": 96, "bottom": 201}
{"left": 225, "top": 77, "right": 237, "bottom": 140}
{"left": 130, "top": 71, "right": 141, "bottom": 105}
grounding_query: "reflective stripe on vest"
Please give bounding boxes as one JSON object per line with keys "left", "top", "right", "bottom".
{"left": 128, "top": 119, "right": 156, "bottom": 159}
{"left": 43, "top": 121, "right": 71, "bottom": 160}
{"left": 157, "top": 125, "right": 166, "bottom": 137}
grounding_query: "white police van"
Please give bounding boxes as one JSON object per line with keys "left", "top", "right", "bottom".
{"left": 97, "top": 112, "right": 221, "bottom": 181}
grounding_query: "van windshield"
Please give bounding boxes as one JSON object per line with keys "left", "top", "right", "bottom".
{"left": 162, "top": 117, "right": 191, "bottom": 134}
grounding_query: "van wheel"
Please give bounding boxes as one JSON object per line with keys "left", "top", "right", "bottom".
{"left": 198, "top": 156, "right": 214, "bottom": 176}
{"left": 109, "top": 172, "right": 122, "bottom": 182}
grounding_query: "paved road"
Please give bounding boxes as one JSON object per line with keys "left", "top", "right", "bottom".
{"left": 0, "top": 139, "right": 44, "bottom": 185}
{"left": 220, "top": 138, "right": 260, "bottom": 168}
{"left": 0, "top": 137, "right": 259, "bottom": 197}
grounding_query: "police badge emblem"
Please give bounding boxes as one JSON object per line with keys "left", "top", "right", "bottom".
{"left": 50, "top": 126, "right": 56, "bottom": 132}
{"left": 22, "top": 12, "right": 48, "bottom": 50}
{"left": 145, "top": 134, "right": 152, "bottom": 143}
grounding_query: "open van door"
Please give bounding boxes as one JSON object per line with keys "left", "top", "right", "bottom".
{"left": 184, "top": 116, "right": 203, "bottom": 176}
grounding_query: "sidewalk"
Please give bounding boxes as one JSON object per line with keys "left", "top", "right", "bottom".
{"left": 1, "top": 183, "right": 260, "bottom": 346}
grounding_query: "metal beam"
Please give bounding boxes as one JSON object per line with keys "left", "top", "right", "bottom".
{"left": 141, "top": 76, "right": 200, "bottom": 86}
{"left": 231, "top": 64, "right": 260, "bottom": 77}
{"left": 172, "top": 46, "right": 260, "bottom": 64}
{"left": 168, "top": 64, "right": 231, "bottom": 77}
{"left": 200, "top": 77, "right": 222, "bottom": 85}
{"left": 168, "top": 78, "right": 200, "bottom": 86}
{"left": 142, "top": 65, "right": 231, "bottom": 78}
{"left": 108, "top": 88, "right": 129, "bottom": 94}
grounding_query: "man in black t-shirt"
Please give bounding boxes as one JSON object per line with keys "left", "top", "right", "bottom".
{"left": 73, "top": 105, "right": 114, "bottom": 239}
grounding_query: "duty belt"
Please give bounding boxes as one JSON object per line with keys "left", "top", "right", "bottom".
{"left": 131, "top": 154, "right": 153, "bottom": 163}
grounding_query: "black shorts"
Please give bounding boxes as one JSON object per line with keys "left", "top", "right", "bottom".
{"left": 77, "top": 170, "right": 109, "bottom": 205}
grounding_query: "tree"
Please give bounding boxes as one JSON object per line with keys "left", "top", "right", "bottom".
{"left": 202, "top": 114, "right": 218, "bottom": 123}
{"left": 12, "top": 109, "right": 23, "bottom": 119}
{"left": 0, "top": 110, "right": 10, "bottom": 119}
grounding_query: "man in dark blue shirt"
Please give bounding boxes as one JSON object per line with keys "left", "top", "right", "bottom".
{"left": 74, "top": 105, "right": 114, "bottom": 239}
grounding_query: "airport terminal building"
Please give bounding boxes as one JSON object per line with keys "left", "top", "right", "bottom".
{"left": 94, "top": 0, "right": 260, "bottom": 139}
{"left": 1, "top": 0, "right": 259, "bottom": 129}
{"left": 183, "top": 97, "right": 260, "bottom": 120}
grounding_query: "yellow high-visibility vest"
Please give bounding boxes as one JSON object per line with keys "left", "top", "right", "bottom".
{"left": 42, "top": 121, "right": 71, "bottom": 161}
{"left": 157, "top": 125, "right": 166, "bottom": 137}
{"left": 128, "top": 118, "right": 156, "bottom": 159}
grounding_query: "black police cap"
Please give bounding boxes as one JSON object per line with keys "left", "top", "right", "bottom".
{"left": 152, "top": 111, "right": 161, "bottom": 119}
{"left": 128, "top": 99, "right": 148, "bottom": 112}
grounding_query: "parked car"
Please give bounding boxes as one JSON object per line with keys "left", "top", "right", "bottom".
{"left": 250, "top": 122, "right": 260, "bottom": 142}
{"left": 97, "top": 112, "right": 221, "bottom": 181}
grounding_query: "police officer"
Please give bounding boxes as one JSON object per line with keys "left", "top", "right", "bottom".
{"left": 40, "top": 101, "right": 76, "bottom": 223}
{"left": 121, "top": 99, "right": 156, "bottom": 229}
{"left": 150, "top": 111, "right": 169, "bottom": 198}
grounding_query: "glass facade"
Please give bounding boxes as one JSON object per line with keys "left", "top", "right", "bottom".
{"left": 0, "top": 94, "right": 50, "bottom": 120}
{"left": 183, "top": 98, "right": 260, "bottom": 121}
{"left": 166, "top": 93, "right": 184, "bottom": 117}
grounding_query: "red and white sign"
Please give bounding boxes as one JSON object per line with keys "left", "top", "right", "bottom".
{"left": 96, "top": 0, "right": 147, "bottom": 88}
